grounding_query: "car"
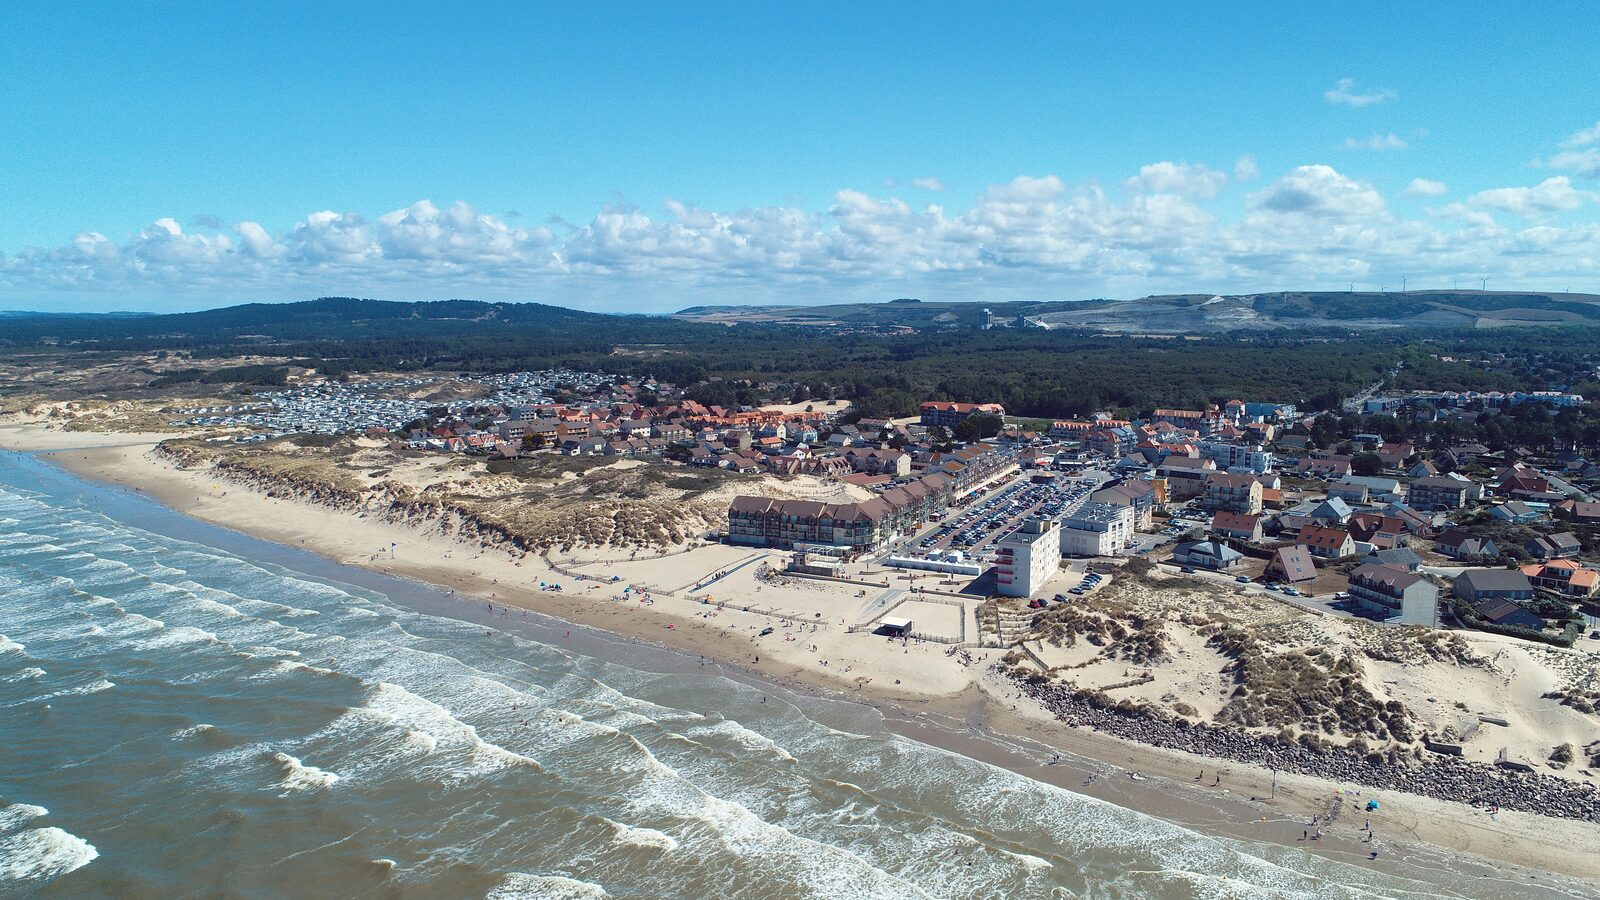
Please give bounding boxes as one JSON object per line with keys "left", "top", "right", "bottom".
{"left": 1179, "top": 566, "right": 1196, "bottom": 574}
{"left": 1283, "top": 587, "right": 1300, "bottom": 596}
{"left": 1235, "top": 575, "right": 1250, "bottom": 583}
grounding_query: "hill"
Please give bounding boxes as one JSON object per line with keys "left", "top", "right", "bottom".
{"left": 676, "top": 291, "right": 1600, "bottom": 333}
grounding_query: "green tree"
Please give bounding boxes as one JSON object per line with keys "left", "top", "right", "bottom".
{"left": 1351, "top": 452, "right": 1384, "bottom": 476}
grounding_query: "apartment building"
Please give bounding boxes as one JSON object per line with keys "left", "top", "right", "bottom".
{"left": 1348, "top": 562, "right": 1439, "bottom": 625}
{"left": 995, "top": 518, "right": 1062, "bottom": 598}
{"left": 1202, "top": 472, "right": 1263, "bottom": 514}
{"left": 919, "top": 401, "right": 1006, "bottom": 429}
{"left": 1059, "top": 502, "right": 1134, "bottom": 557}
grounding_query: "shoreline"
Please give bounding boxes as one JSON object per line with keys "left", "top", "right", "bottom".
{"left": 5, "top": 422, "right": 1597, "bottom": 890}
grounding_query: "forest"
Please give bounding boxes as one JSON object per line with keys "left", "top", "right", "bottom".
{"left": 5, "top": 297, "right": 1599, "bottom": 421}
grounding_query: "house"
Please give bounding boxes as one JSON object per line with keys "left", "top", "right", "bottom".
{"left": 1408, "top": 476, "right": 1472, "bottom": 511}
{"left": 1408, "top": 460, "right": 1439, "bottom": 479}
{"left": 1434, "top": 528, "right": 1498, "bottom": 561}
{"left": 1265, "top": 545, "right": 1318, "bottom": 583}
{"left": 1298, "top": 455, "right": 1353, "bottom": 479}
{"left": 1171, "top": 540, "right": 1244, "bottom": 571}
{"left": 1452, "top": 568, "right": 1536, "bottom": 604}
{"left": 1525, "top": 532, "right": 1583, "bottom": 561}
{"left": 1347, "top": 513, "right": 1407, "bottom": 550}
{"left": 1209, "top": 511, "right": 1263, "bottom": 543}
{"left": 1299, "top": 524, "right": 1356, "bottom": 559}
{"left": 1348, "top": 563, "right": 1439, "bottom": 625}
{"left": 1556, "top": 499, "right": 1600, "bottom": 524}
{"left": 1332, "top": 475, "right": 1403, "bottom": 505}
{"left": 1472, "top": 598, "right": 1546, "bottom": 631}
{"left": 1490, "top": 500, "right": 1547, "bottom": 525}
{"left": 1519, "top": 559, "right": 1600, "bottom": 598}
{"left": 1308, "top": 497, "right": 1354, "bottom": 526}
{"left": 1365, "top": 547, "right": 1422, "bottom": 571}
{"left": 1202, "top": 472, "right": 1263, "bottom": 514}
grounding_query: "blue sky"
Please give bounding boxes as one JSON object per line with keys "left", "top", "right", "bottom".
{"left": 2, "top": 2, "right": 1597, "bottom": 311}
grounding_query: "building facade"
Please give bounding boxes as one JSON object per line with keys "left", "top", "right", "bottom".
{"left": 995, "top": 518, "right": 1062, "bottom": 598}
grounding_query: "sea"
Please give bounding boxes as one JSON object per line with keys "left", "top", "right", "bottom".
{"left": 0, "top": 449, "right": 1589, "bottom": 899}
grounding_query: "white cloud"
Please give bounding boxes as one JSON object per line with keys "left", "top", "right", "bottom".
{"left": 1469, "top": 176, "right": 1590, "bottom": 216}
{"left": 912, "top": 177, "right": 945, "bottom": 191}
{"left": 1233, "top": 156, "right": 1259, "bottom": 182}
{"left": 1561, "top": 121, "right": 1600, "bottom": 149}
{"left": 5, "top": 168, "right": 1600, "bottom": 311}
{"left": 1324, "top": 78, "right": 1396, "bottom": 107}
{"left": 1405, "top": 178, "right": 1447, "bottom": 196}
{"left": 1340, "top": 133, "right": 1408, "bottom": 151}
{"left": 1547, "top": 148, "right": 1600, "bottom": 179}
{"left": 1249, "top": 165, "right": 1386, "bottom": 218}
{"left": 1123, "top": 161, "right": 1228, "bottom": 198}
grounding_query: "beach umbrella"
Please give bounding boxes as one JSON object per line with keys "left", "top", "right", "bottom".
{"left": 1366, "top": 799, "right": 1380, "bottom": 811}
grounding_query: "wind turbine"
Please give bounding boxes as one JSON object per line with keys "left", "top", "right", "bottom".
{"left": 1479, "top": 277, "right": 1490, "bottom": 291}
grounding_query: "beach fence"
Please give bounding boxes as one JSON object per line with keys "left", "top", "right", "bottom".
{"left": 685, "top": 594, "right": 828, "bottom": 628}
{"left": 541, "top": 554, "right": 678, "bottom": 597}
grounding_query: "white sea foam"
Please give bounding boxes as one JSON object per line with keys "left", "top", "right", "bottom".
{"left": 0, "top": 635, "right": 24, "bottom": 655}
{"left": 488, "top": 873, "right": 610, "bottom": 899}
{"left": 685, "top": 719, "right": 797, "bottom": 762}
{"left": 361, "top": 682, "right": 543, "bottom": 774}
{"left": 269, "top": 751, "right": 341, "bottom": 793}
{"left": 1, "top": 667, "right": 46, "bottom": 683}
{"left": 606, "top": 820, "right": 678, "bottom": 852}
{"left": 6, "top": 678, "right": 116, "bottom": 709}
{"left": 0, "top": 803, "right": 99, "bottom": 885}
{"left": 172, "top": 723, "right": 219, "bottom": 740}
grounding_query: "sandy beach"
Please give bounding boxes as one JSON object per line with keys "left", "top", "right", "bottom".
{"left": 5, "top": 421, "right": 1598, "bottom": 890}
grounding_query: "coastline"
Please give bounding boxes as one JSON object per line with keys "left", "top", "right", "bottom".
{"left": 5, "top": 423, "right": 1597, "bottom": 891}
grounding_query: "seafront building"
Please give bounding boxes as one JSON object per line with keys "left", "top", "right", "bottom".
{"left": 995, "top": 518, "right": 1061, "bottom": 597}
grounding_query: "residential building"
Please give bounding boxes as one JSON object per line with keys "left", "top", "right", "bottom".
{"left": 995, "top": 518, "right": 1062, "bottom": 598}
{"left": 1490, "top": 500, "right": 1547, "bottom": 525}
{"left": 1299, "top": 524, "right": 1355, "bottom": 559}
{"left": 1059, "top": 502, "right": 1134, "bottom": 557}
{"left": 1209, "top": 511, "right": 1263, "bottom": 543}
{"left": 1452, "top": 569, "right": 1536, "bottom": 604}
{"left": 1265, "top": 546, "right": 1318, "bottom": 583}
{"left": 1309, "top": 497, "right": 1354, "bottom": 526}
{"left": 1298, "top": 456, "right": 1353, "bottom": 479}
{"left": 1171, "top": 540, "right": 1244, "bottom": 571}
{"left": 1347, "top": 513, "right": 1407, "bottom": 550}
{"left": 1520, "top": 559, "right": 1600, "bottom": 597}
{"left": 1332, "top": 475, "right": 1403, "bottom": 505}
{"left": 1472, "top": 598, "right": 1545, "bottom": 631}
{"left": 1365, "top": 547, "right": 1422, "bottom": 571}
{"left": 1525, "top": 532, "right": 1583, "bottom": 561}
{"left": 1155, "top": 456, "right": 1217, "bottom": 498}
{"left": 1199, "top": 441, "right": 1273, "bottom": 474}
{"left": 1348, "top": 562, "right": 1440, "bottom": 625}
{"left": 1408, "top": 475, "right": 1472, "bottom": 511}
{"left": 1202, "top": 472, "right": 1263, "bottom": 515}
{"left": 1434, "top": 528, "right": 1498, "bottom": 561}
{"left": 1089, "top": 480, "right": 1157, "bottom": 530}
{"left": 919, "top": 401, "right": 1005, "bottom": 429}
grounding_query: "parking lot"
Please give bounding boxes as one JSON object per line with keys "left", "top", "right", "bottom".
{"left": 898, "top": 469, "right": 1107, "bottom": 566}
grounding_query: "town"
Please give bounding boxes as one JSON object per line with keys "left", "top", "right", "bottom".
{"left": 169, "top": 368, "right": 1600, "bottom": 653}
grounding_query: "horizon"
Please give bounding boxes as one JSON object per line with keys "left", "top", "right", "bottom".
{"left": 2, "top": 3, "right": 1597, "bottom": 313}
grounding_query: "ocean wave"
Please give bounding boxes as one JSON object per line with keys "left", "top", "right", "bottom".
{"left": 4, "top": 678, "right": 116, "bottom": 709}
{"left": 362, "top": 681, "right": 544, "bottom": 774}
{"left": 0, "top": 635, "right": 24, "bottom": 655}
{"left": 1, "top": 667, "right": 46, "bottom": 683}
{"left": 268, "top": 751, "right": 341, "bottom": 793}
{"left": 0, "top": 807, "right": 99, "bottom": 885}
{"left": 605, "top": 819, "right": 678, "bottom": 852}
{"left": 172, "top": 723, "right": 219, "bottom": 740}
{"left": 684, "top": 719, "right": 797, "bottom": 763}
{"left": 488, "top": 873, "right": 610, "bottom": 900}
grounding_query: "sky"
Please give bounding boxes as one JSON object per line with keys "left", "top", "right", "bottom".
{"left": 2, "top": 2, "right": 1598, "bottom": 313}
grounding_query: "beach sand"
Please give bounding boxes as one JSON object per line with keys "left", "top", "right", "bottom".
{"left": 6, "top": 422, "right": 1597, "bottom": 889}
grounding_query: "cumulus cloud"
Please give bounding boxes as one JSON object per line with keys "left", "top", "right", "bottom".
{"left": 912, "top": 176, "right": 945, "bottom": 191}
{"left": 1233, "top": 156, "right": 1260, "bottom": 183}
{"left": 4, "top": 169, "right": 1599, "bottom": 310}
{"left": 1250, "top": 165, "right": 1386, "bottom": 218}
{"left": 1124, "top": 161, "right": 1228, "bottom": 198}
{"left": 1405, "top": 178, "right": 1447, "bottom": 196}
{"left": 1324, "top": 78, "right": 1396, "bottom": 107}
{"left": 1469, "top": 176, "right": 1591, "bottom": 216}
{"left": 1340, "top": 133, "right": 1408, "bottom": 151}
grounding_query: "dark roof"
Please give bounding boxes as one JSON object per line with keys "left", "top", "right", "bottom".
{"left": 1268, "top": 546, "right": 1318, "bottom": 581}
{"left": 1454, "top": 568, "right": 1533, "bottom": 593}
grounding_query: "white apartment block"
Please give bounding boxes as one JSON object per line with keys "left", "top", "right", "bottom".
{"left": 995, "top": 518, "right": 1061, "bottom": 597}
{"left": 1059, "top": 502, "right": 1134, "bottom": 558}
{"left": 1199, "top": 441, "right": 1273, "bottom": 474}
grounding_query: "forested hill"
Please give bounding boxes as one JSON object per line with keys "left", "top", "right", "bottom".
{"left": 0, "top": 297, "right": 692, "bottom": 346}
